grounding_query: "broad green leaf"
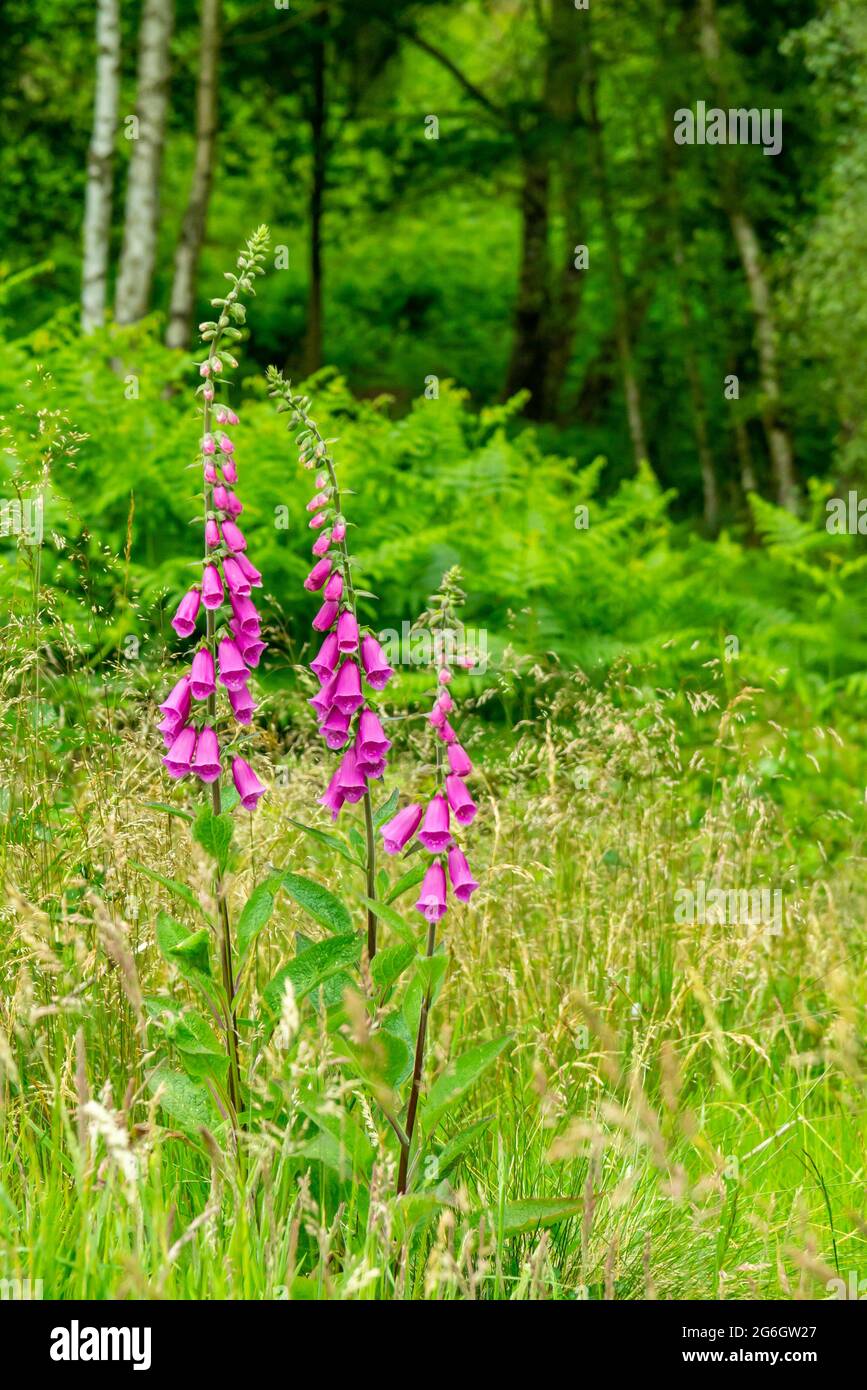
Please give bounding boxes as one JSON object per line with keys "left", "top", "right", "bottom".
{"left": 486, "top": 1197, "right": 584, "bottom": 1238}
{"left": 148, "top": 1002, "right": 228, "bottom": 1086}
{"left": 371, "top": 942, "right": 416, "bottom": 992}
{"left": 342, "top": 1024, "right": 411, "bottom": 1092}
{"left": 155, "top": 912, "right": 219, "bottom": 1012}
{"left": 131, "top": 862, "right": 209, "bottom": 922}
{"left": 379, "top": 1011, "right": 414, "bottom": 1086}
{"left": 280, "top": 871, "right": 353, "bottom": 935}
{"left": 286, "top": 816, "right": 358, "bottom": 866}
{"left": 386, "top": 862, "right": 426, "bottom": 903}
{"left": 422, "top": 1036, "right": 510, "bottom": 1133}
{"left": 142, "top": 801, "right": 195, "bottom": 823}
{"left": 262, "top": 933, "right": 361, "bottom": 1017}
{"left": 349, "top": 827, "right": 366, "bottom": 860}
{"left": 373, "top": 787, "right": 399, "bottom": 827}
{"left": 237, "top": 872, "right": 284, "bottom": 959}
{"left": 147, "top": 1064, "right": 220, "bottom": 1132}
{"left": 359, "top": 896, "right": 416, "bottom": 945}
{"left": 297, "top": 1098, "right": 374, "bottom": 1178}
{"left": 193, "top": 806, "right": 234, "bottom": 872}
{"left": 415, "top": 952, "right": 449, "bottom": 996}
{"left": 427, "top": 1116, "right": 494, "bottom": 1183}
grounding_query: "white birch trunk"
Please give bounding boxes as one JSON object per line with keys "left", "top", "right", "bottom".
{"left": 81, "top": 0, "right": 121, "bottom": 334}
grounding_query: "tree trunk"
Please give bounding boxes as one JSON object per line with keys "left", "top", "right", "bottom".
{"left": 115, "top": 0, "right": 174, "bottom": 326}
{"left": 697, "top": 0, "right": 797, "bottom": 512}
{"left": 81, "top": 0, "right": 121, "bottom": 334}
{"left": 582, "top": 25, "right": 648, "bottom": 468}
{"left": 166, "top": 0, "right": 221, "bottom": 349}
{"left": 304, "top": 24, "right": 327, "bottom": 374}
{"left": 503, "top": 151, "right": 551, "bottom": 413}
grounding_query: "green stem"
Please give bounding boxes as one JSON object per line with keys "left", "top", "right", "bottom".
{"left": 397, "top": 917, "right": 437, "bottom": 1195}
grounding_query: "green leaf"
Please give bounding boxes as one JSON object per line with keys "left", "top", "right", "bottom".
{"left": 155, "top": 911, "right": 218, "bottom": 1012}
{"left": 370, "top": 942, "right": 416, "bottom": 992}
{"left": 422, "top": 1037, "right": 510, "bottom": 1133}
{"left": 286, "top": 816, "right": 359, "bottom": 866}
{"left": 262, "top": 933, "right": 361, "bottom": 1017}
{"left": 169, "top": 928, "right": 211, "bottom": 976}
{"left": 426, "top": 1116, "right": 494, "bottom": 1184}
{"left": 193, "top": 806, "right": 234, "bottom": 872}
{"left": 280, "top": 871, "right": 353, "bottom": 935}
{"left": 373, "top": 787, "right": 399, "bottom": 828}
{"left": 297, "top": 1096, "right": 375, "bottom": 1178}
{"left": 237, "top": 872, "right": 284, "bottom": 959}
{"left": 487, "top": 1197, "right": 585, "bottom": 1238}
{"left": 147, "top": 1064, "right": 220, "bottom": 1132}
{"left": 131, "top": 862, "right": 209, "bottom": 922}
{"left": 142, "top": 801, "right": 195, "bottom": 823}
{"left": 386, "top": 862, "right": 426, "bottom": 903}
{"left": 342, "top": 1021, "right": 412, "bottom": 1091}
{"left": 359, "top": 896, "right": 416, "bottom": 945}
{"left": 415, "top": 952, "right": 448, "bottom": 996}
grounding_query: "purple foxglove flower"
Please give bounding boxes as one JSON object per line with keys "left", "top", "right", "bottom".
{"left": 356, "top": 708, "right": 391, "bottom": 764}
{"left": 213, "top": 484, "right": 229, "bottom": 510}
{"left": 226, "top": 408, "right": 239, "bottom": 426}
{"left": 159, "top": 715, "right": 181, "bottom": 748}
{"left": 311, "top": 532, "right": 330, "bottom": 557}
{"left": 332, "top": 658, "right": 363, "bottom": 715}
{"left": 171, "top": 589, "right": 201, "bottom": 638}
{"left": 237, "top": 633, "right": 267, "bottom": 668}
{"left": 235, "top": 553, "right": 262, "bottom": 587}
{"left": 437, "top": 689, "right": 454, "bottom": 714}
{"left": 304, "top": 558, "right": 331, "bottom": 592}
{"left": 448, "top": 846, "right": 479, "bottom": 903}
{"left": 360, "top": 634, "right": 394, "bottom": 690}
{"left": 312, "top": 599, "right": 338, "bottom": 632}
{"left": 331, "top": 520, "right": 346, "bottom": 542}
{"left": 315, "top": 472, "right": 327, "bottom": 488}
{"left": 190, "top": 647, "right": 216, "bottom": 700}
{"left": 447, "top": 743, "right": 473, "bottom": 777}
{"left": 438, "top": 720, "right": 457, "bottom": 745}
{"left": 322, "top": 707, "right": 351, "bottom": 748}
{"left": 445, "top": 773, "right": 477, "bottom": 825}
{"left": 191, "top": 726, "right": 221, "bottom": 783}
{"left": 323, "top": 571, "right": 343, "bottom": 602}
{"left": 204, "top": 462, "right": 217, "bottom": 484}
{"left": 202, "top": 385, "right": 214, "bottom": 402}
{"left": 336, "top": 610, "right": 358, "bottom": 653}
{"left": 309, "top": 511, "right": 327, "bottom": 530}
{"left": 159, "top": 675, "right": 191, "bottom": 726}
{"left": 336, "top": 746, "right": 366, "bottom": 803}
{"left": 429, "top": 703, "right": 447, "bottom": 730}
{"left": 201, "top": 564, "right": 224, "bottom": 609}
{"left": 415, "top": 862, "right": 448, "bottom": 923}
{"left": 222, "top": 459, "right": 238, "bottom": 484}
{"left": 358, "top": 758, "right": 386, "bottom": 780}
{"left": 306, "top": 491, "right": 329, "bottom": 511}
{"left": 309, "top": 668, "right": 339, "bottom": 719}
{"left": 221, "top": 519, "right": 246, "bottom": 552}
{"left": 226, "top": 491, "right": 243, "bottom": 517}
{"left": 438, "top": 668, "right": 452, "bottom": 684}
{"left": 229, "top": 683, "right": 256, "bottom": 725}
{"left": 230, "top": 594, "right": 260, "bottom": 637}
{"left": 319, "top": 768, "right": 345, "bottom": 821}
{"left": 311, "top": 631, "right": 339, "bottom": 683}
{"left": 232, "top": 755, "right": 266, "bottom": 810}
{"left": 419, "top": 793, "right": 451, "bottom": 851}
{"left": 219, "top": 434, "right": 234, "bottom": 454}
{"left": 217, "top": 638, "right": 249, "bottom": 691}
{"left": 205, "top": 517, "right": 220, "bottom": 548}
{"left": 223, "top": 556, "right": 250, "bottom": 598}
{"left": 163, "top": 726, "right": 196, "bottom": 779}
{"left": 380, "top": 803, "right": 423, "bottom": 854}
{"left": 202, "top": 435, "right": 215, "bottom": 455}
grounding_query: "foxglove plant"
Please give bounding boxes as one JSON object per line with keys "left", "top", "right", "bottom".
{"left": 157, "top": 226, "right": 270, "bottom": 1124}
{"left": 266, "top": 368, "right": 394, "bottom": 962}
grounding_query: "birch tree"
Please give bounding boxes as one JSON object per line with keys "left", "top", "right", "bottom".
{"left": 115, "top": 0, "right": 174, "bottom": 326}
{"left": 81, "top": 0, "right": 121, "bottom": 333}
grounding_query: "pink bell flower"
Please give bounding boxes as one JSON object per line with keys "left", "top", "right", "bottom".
{"left": 311, "top": 532, "right": 331, "bottom": 557}
{"left": 332, "top": 658, "right": 364, "bottom": 715}
{"left": 322, "top": 707, "right": 351, "bottom": 749}
{"left": 309, "top": 669, "right": 338, "bottom": 720}
{"left": 230, "top": 594, "right": 260, "bottom": 637}
{"left": 437, "top": 689, "right": 454, "bottom": 714}
{"left": 445, "top": 773, "right": 477, "bottom": 825}
{"left": 438, "top": 668, "right": 452, "bottom": 684}
{"left": 306, "top": 492, "right": 329, "bottom": 511}
{"left": 309, "top": 511, "right": 328, "bottom": 529}
{"left": 360, "top": 634, "right": 394, "bottom": 690}
{"left": 202, "top": 435, "right": 215, "bottom": 455}
{"left": 222, "top": 459, "right": 238, "bottom": 484}
{"left": 159, "top": 715, "right": 181, "bottom": 748}
{"left": 201, "top": 564, "right": 224, "bottom": 609}
{"left": 447, "top": 743, "right": 473, "bottom": 777}
{"left": 319, "top": 768, "right": 345, "bottom": 821}
{"left": 304, "top": 558, "right": 331, "bottom": 592}
{"left": 204, "top": 462, "right": 217, "bottom": 484}
{"left": 232, "top": 756, "right": 266, "bottom": 810}
{"left": 223, "top": 556, "right": 250, "bottom": 598}
{"left": 205, "top": 517, "right": 220, "bottom": 548}
{"left": 191, "top": 726, "right": 221, "bottom": 783}
{"left": 213, "top": 484, "right": 229, "bottom": 510}
{"left": 235, "top": 553, "right": 262, "bottom": 588}
{"left": 171, "top": 589, "right": 201, "bottom": 638}
{"left": 336, "top": 746, "right": 366, "bottom": 804}
{"left": 323, "top": 571, "right": 343, "bottom": 602}
{"left": 447, "top": 846, "right": 479, "bottom": 903}
{"left": 163, "top": 726, "right": 197, "bottom": 779}
{"left": 380, "top": 803, "right": 423, "bottom": 854}
{"left": 217, "top": 638, "right": 249, "bottom": 691}
{"left": 336, "top": 610, "right": 358, "bottom": 653}
{"left": 229, "top": 683, "right": 256, "bottom": 725}
{"left": 235, "top": 630, "right": 267, "bottom": 668}
{"left": 312, "top": 599, "right": 338, "bottom": 632}
{"left": 438, "top": 720, "right": 457, "bottom": 745}
{"left": 415, "top": 862, "right": 448, "bottom": 923}
{"left": 159, "top": 675, "right": 191, "bottom": 726}
{"left": 221, "top": 519, "right": 246, "bottom": 552}
{"left": 219, "top": 434, "right": 234, "bottom": 454}
{"left": 356, "top": 708, "right": 391, "bottom": 765}
{"left": 190, "top": 648, "right": 216, "bottom": 701}
{"left": 418, "top": 794, "right": 451, "bottom": 851}
{"left": 331, "top": 520, "right": 346, "bottom": 542}
{"left": 226, "top": 491, "right": 243, "bottom": 517}
{"left": 311, "top": 631, "right": 339, "bottom": 683}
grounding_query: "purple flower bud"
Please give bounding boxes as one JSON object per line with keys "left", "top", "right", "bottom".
{"left": 201, "top": 564, "right": 224, "bottom": 609}
{"left": 438, "top": 720, "right": 457, "bottom": 745}
{"left": 235, "top": 553, "right": 262, "bottom": 588}
{"left": 319, "top": 768, "right": 345, "bottom": 821}
{"left": 204, "top": 462, "right": 217, "bottom": 484}
{"left": 171, "top": 589, "right": 201, "bottom": 638}
{"left": 219, "top": 434, "right": 234, "bottom": 454}
{"left": 336, "top": 746, "right": 366, "bottom": 803}
{"left": 190, "top": 648, "right": 216, "bottom": 700}
{"left": 222, "top": 459, "right": 238, "bottom": 484}
{"left": 360, "top": 634, "right": 394, "bottom": 691}
{"left": 304, "top": 558, "right": 331, "bottom": 592}
{"left": 232, "top": 756, "right": 266, "bottom": 811}
{"left": 312, "top": 599, "right": 338, "bottom": 632}
{"left": 447, "top": 743, "right": 473, "bottom": 777}
{"left": 203, "top": 435, "right": 215, "bottom": 455}
{"left": 447, "top": 846, "right": 479, "bottom": 903}
{"left": 223, "top": 556, "right": 250, "bottom": 598}
{"left": 336, "top": 610, "right": 358, "bottom": 653}
{"left": 437, "top": 689, "right": 454, "bottom": 714}
{"left": 213, "top": 484, "right": 229, "bottom": 510}
{"left": 331, "top": 520, "right": 346, "bottom": 542}
{"left": 191, "top": 726, "right": 221, "bottom": 783}
{"left": 311, "top": 532, "right": 330, "bottom": 557}
{"left": 438, "top": 668, "right": 452, "bottom": 684}
{"left": 332, "top": 658, "right": 364, "bottom": 715}
{"left": 159, "top": 675, "right": 191, "bottom": 726}
{"left": 205, "top": 517, "right": 220, "bottom": 548}
{"left": 416, "top": 862, "right": 448, "bottom": 922}
{"left": 217, "top": 638, "right": 249, "bottom": 691}
{"left": 229, "top": 683, "right": 256, "bottom": 725}
{"left": 309, "top": 511, "right": 328, "bottom": 530}
{"left": 380, "top": 803, "right": 423, "bottom": 854}
{"left": 225, "top": 491, "right": 243, "bottom": 517}
{"left": 445, "top": 773, "right": 477, "bottom": 825}
{"left": 323, "top": 571, "right": 343, "bottom": 603}
{"left": 221, "top": 519, "right": 246, "bottom": 552}
{"left": 311, "top": 631, "right": 339, "bottom": 683}
{"left": 163, "top": 726, "right": 197, "bottom": 779}
{"left": 418, "top": 794, "right": 451, "bottom": 851}
{"left": 306, "top": 492, "right": 329, "bottom": 511}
